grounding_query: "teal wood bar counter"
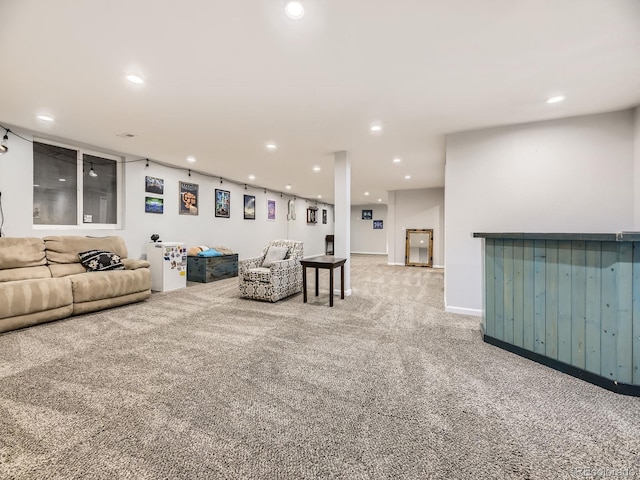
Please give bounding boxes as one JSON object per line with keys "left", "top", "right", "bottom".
{"left": 474, "top": 232, "right": 640, "bottom": 395}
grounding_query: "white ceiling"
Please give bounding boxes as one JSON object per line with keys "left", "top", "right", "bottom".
{"left": 2, "top": 0, "right": 639, "bottom": 204}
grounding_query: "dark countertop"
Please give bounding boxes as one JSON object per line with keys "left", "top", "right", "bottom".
{"left": 473, "top": 232, "right": 640, "bottom": 242}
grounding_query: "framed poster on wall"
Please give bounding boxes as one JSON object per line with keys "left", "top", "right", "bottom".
{"left": 145, "top": 176, "right": 164, "bottom": 195}
{"left": 179, "top": 181, "right": 198, "bottom": 215}
{"left": 244, "top": 194, "right": 256, "bottom": 220}
{"left": 267, "top": 198, "right": 276, "bottom": 221}
{"left": 215, "top": 189, "right": 230, "bottom": 218}
{"left": 145, "top": 197, "right": 164, "bottom": 214}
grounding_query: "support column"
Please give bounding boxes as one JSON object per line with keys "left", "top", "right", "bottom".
{"left": 386, "top": 190, "right": 397, "bottom": 265}
{"left": 334, "top": 151, "right": 351, "bottom": 295}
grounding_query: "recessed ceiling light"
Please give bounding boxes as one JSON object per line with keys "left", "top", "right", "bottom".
{"left": 393, "top": 157, "right": 401, "bottom": 163}
{"left": 37, "top": 115, "right": 54, "bottom": 122}
{"left": 187, "top": 156, "right": 196, "bottom": 163}
{"left": 317, "top": 195, "right": 322, "bottom": 199}
{"left": 313, "top": 166, "right": 321, "bottom": 172}
{"left": 404, "top": 175, "right": 411, "bottom": 180}
{"left": 58, "top": 178, "right": 66, "bottom": 182}
{"left": 370, "top": 124, "right": 383, "bottom": 133}
{"left": 284, "top": 1, "right": 304, "bottom": 19}
{"left": 248, "top": 174, "right": 256, "bottom": 180}
{"left": 364, "top": 192, "right": 370, "bottom": 196}
{"left": 285, "top": 184, "right": 292, "bottom": 190}
{"left": 546, "top": 95, "right": 565, "bottom": 104}
{"left": 126, "top": 74, "right": 144, "bottom": 84}
{"left": 377, "top": 198, "right": 382, "bottom": 202}
{"left": 266, "top": 143, "right": 277, "bottom": 151}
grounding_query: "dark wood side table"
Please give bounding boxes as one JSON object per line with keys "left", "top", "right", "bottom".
{"left": 300, "top": 256, "right": 347, "bottom": 307}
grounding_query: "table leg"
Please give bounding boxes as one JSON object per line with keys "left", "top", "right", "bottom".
{"left": 329, "top": 267, "right": 334, "bottom": 307}
{"left": 302, "top": 265, "right": 307, "bottom": 303}
{"left": 340, "top": 265, "right": 345, "bottom": 299}
{"left": 315, "top": 267, "right": 319, "bottom": 297}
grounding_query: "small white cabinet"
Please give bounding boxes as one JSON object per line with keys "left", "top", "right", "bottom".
{"left": 146, "top": 242, "right": 187, "bottom": 292}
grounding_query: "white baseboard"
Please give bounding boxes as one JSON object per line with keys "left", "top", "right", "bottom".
{"left": 351, "top": 251, "right": 387, "bottom": 255}
{"left": 445, "top": 306, "right": 482, "bottom": 317}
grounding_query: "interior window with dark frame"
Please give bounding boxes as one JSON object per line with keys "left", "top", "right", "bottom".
{"left": 33, "top": 140, "right": 120, "bottom": 226}
{"left": 82, "top": 153, "right": 117, "bottom": 224}
{"left": 33, "top": 142, "right": 78, "bottom": 225}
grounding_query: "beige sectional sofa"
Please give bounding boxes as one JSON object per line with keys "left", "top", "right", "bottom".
{"left": 0, "top": 236, "right": 151, "bottom": 334}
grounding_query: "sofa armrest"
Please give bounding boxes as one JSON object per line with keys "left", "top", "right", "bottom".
{"left": 269, "top": 258, "right": 299, "bottom": 271}
{"left": 239, "top": 257, "right": 262, "bottom": 276}
{"left": 123, "top": 258, "right": 150, "bottom": 270}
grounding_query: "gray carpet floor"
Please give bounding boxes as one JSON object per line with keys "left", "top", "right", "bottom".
{"left": 0, "top": 254, "right": 638, "bottom": 479}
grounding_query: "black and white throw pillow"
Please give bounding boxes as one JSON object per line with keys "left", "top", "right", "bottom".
{"left": 78, "top": 250, "right": 125, "bottom": 272}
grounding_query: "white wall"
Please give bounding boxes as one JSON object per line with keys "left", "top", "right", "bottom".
{"left": 287, "top": 200, "right": 333, "bottom": 258}
{"left": 350, "top": 204, "right": 387, "bottom": 254}
{"left": 445, "top": 109, "right": 635, "bottom": 316}
{"left": 634, "top": 106, "right": 640, "bottom": 229}
{"left": 386, "top": 188, "right": 445, "bottom": 267}
{"left": 0, "top": 126, "right": 333, "bottom": 260}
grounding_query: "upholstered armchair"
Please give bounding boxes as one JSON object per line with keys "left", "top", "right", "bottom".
{"left": 238, "top": 240, "right": 303, "bottom": 302}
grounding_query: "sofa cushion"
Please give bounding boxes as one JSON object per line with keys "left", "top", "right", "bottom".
{"left": 122, "top": 258, "right": 151, "bottom": 270}
{"left": 79, "top": 250, "right": 125, "bottom": 271}
{"left": 69, "top": 269, "right": 151, "bottom": 304}
{"left": 48, "top": 264, "right": 87, "bottom": 278}
{"left": 0, "top": 277, "right": 73, "bottom": 320}
{"left": 0, "top": 266, "right": 52, "bottom": 283}
{"left": 44, "top": 236, "right": 128, "bottom": 265}
{"left": 0, "top": 237, "right": 47, "bottom": 270}
{"left": 261, "top": 246, "right": 288, "bottom": 267}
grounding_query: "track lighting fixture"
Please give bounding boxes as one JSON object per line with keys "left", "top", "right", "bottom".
{"left": 145, "top": 159, "right": 149, "bottom": 168}
{"left": 89, "top": 162, "right": 98, "bottom": 177}
{"left": 220, "top": 178, "right": 223, "bottom": 184}
{"left": 188, "top": 169, "right": 191, "bottom": 177}
{"left": 244, "top": 184, "right": 247, "bottom": 190}
{"left": 0, "top": 129, "right": 9, "bottom": 155}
